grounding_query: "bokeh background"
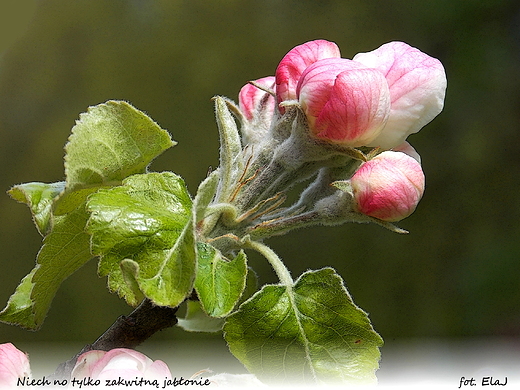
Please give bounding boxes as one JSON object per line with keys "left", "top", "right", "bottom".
{"left": 1, "top": 0, "right": 519, "bottom": 385}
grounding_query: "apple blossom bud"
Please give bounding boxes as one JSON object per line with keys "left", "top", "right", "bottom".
{"left": 275, "top": 39, "right": 341, "bottom": 108}
{"left": 297, "top": 58, "right": 391, "bottom": 147}
{"left": 351, "top": 151, "right": 425, "bottom": 221}
{"left": 0, "top": 343, "right": 31, "bottom": 389}
{"left": 238, "top": 76, "right": 277, "bottom": 146}
{"left": 71, "top": 348, "right": 172, "bottom": 381}
{"left": 238, "top": 76, "right": 276, "bottom": 121}
{"left": 353, "top": 41, "right": 447, "bottom": 149}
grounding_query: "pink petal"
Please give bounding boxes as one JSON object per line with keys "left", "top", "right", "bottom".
{"left": 90, "top": 349, "right": 151, "bottom": 378}
{"left": 238, "top": 76, "right": 276, "bottom": 121}
{"left": 391, "top": 141, "right": 421, "bottom": 163}
{"left": 0, "top": 343, "right": 31, "bottom": 387}
{"left": 298, "top": 58, "right": 390, "bottom": 146}
{"left": 297, "top": 58, "right": 365, "bottom": 115}
{"left": 354, "top": 41, "right": 447, "bottom": 148}
{"left": 70, "top": 348, "right": 171, "bottom": 381}
{"left": 275, "top": 40, "right": 341, "bottom": 106}
{"left": 144, "top": 360, "right": 172, "bottom": 380}
{"left": 71, "top": 350, "right": 106, "bottom": 379}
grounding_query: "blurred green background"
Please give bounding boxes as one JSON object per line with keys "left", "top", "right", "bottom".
{"left": 1, "top": 0, "right": 519, "bottom": 364}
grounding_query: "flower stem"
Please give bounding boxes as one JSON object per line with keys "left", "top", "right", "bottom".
{"left": 244, "top": 239, "right": 293, "bottom": 286}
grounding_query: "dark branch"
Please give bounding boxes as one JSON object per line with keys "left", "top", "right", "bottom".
{"left": 49, "top": 299, "right": 179, "bottom": 380}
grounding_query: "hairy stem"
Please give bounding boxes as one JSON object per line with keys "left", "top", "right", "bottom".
{"left": 244, "top": 239, "right": 293, "bottom": 286}
{"left": 49, "top": 299, "right": 179, "bottom": 380}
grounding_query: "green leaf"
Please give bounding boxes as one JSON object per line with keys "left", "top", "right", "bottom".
{"left": 176, "top": 300, "right": 224, "bottom": 333}
{"left": 8, "top": 182, "right": 65, "bottom": 235}
{"left": 64, "top": 100, "right": 175, "bottom": 191}
{"left": 86, "top": 172, "right": 196, "bottom": 307}
{"left": 0, "top": 202, "right": 92, "bottom": 330}
{"left": 1, "top": 101, "right": 176, "bottom": 329}
{"left": 30, "top": 204, "right": 93, "bottom": 327}
{"left": 0, "top": 268, "right": 38, "bottom": 328}
{"left": 193, "top": 169, "right": 219, "bottom": 224}
{"left": 195, "top": 243, "right": 247, "bottom": 317}
{"left": 223, "top": 268, "right": 383, "bottom": 385}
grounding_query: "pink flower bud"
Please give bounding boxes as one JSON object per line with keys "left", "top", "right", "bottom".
{"left": 353, "top": 41, "right": 447, "bottom": 149}
{"left": 71, "top": 349, "right": 172, "bottom": 381}
{"left": 297, "top": 58, "right": 391, "bottom": 147}
{"left": 351, "top": 151, "right": 425, "bottom": 222}
{"left": 0, "top": 343, "right": 31, "bottom": 388}
{"left": 238, "top": 76, "right": 276, "bottom": 121}
{"left": 275, "top": 40, "right": 341, "bottom": 108}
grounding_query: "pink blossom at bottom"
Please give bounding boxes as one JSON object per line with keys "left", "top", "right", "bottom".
{"left": 71, "top": 349, "right": 171, "bottom": 382}
{"left": 0, "top": 343, "right": 31, "bottom": 389}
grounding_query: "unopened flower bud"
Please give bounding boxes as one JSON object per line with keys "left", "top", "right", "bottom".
{"left": 351, "top": 151, "right": 425, "bottom": 221}
{"left": 238, "top": 76, "right": 277, "bottom": 145}
{"left": 275, "top": 39, "right": 341, "bottom": 109}
{"left": 297, "top": 58, "right": 391, "bottom": 147}
{"left": 238, "top": 76, "right": 276, "bottom": 122}
{"left": 353, "top": 41, "right": 447, "bottom": 149}
{"left": 0, "top": 343, "right": 31, "bottom": 389}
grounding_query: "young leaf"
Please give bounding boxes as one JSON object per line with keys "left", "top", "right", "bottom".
{"left": 223, "top": 267, "right": 383, "bottom": 385}
{"left": 195, "top": 243, "right": 247, "bottom": 317}
{"left": 8, "top": 182, "right": 65, "bottom": 235}
{"left": 64, "top": 100, "right": 175, "bottom": 191}
{"left": 86, "top": 172, "right": 196, "bottom": 307}
{"left": 176, "top": 300, "right": 225, "bottom": 333}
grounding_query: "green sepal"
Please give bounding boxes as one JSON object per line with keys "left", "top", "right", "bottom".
{"left": 223, "top": 268, "right": 383, "bottom": 385}
{"left": 213, "top": 96, "right": 244, "bottom": 203}
{"left": 193, "top": 169, "right": 219, "bottom": 224}
{"left": 86, "top": 172, "right": 196, "bottom": 307}
{"left": 195, "top": 242, "right": 247, "bottom": 318}
{"left": 330, "top": 179, "right": 352, "bottom": 193}
{"left": 8, "top": 182, "right": 65, "bottom": 235}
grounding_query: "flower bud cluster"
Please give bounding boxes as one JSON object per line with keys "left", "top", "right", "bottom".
{"left": 207, "top": 39, "right": 445, "bottom": 243}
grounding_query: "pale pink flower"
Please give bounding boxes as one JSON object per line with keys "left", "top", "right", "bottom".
{"left": 297, "top": 58, "right": 391, "bottom": 147}
{"left": 353, "top": 41, "right": 447, "bottom": 149}
{"left": 351, "top": 151, "right": 425, "bottom": 222}
{"left": 275, "top": 39, "right": 340, "bottom": 108}
{"left": 0, "top": 343, "right": 31, "bottom": 389}
{"left": 71, "top": 349, "right": 171, "bottom": 381}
